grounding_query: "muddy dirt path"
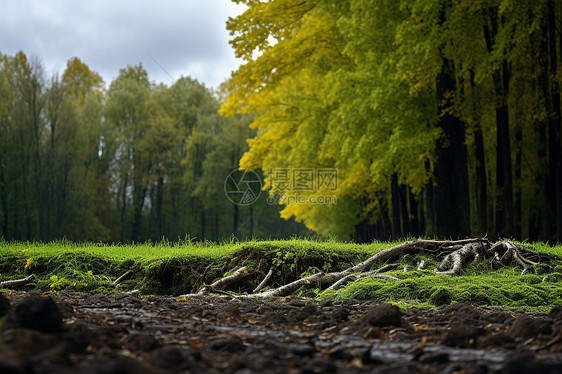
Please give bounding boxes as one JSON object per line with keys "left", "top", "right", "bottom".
{"left": 0, "top": 292, "right": 561, "bottom": 373}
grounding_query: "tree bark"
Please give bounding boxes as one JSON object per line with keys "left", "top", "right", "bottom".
{"left": 483, "top": 8, "right": 514, "bottom": 238}
{"left": 156, "top": 178, "right": 164, "bottom": 239}
{"left": 399, "top": 183, "right": 410, "bottom": 236}
{"left": 546, "top": 0, "right": 562, "bottom": 241}
{"left": 390, "top": 174, "right": 401, "bottom": 238}
{"left": 433, "top": 58, "right": 471, "bottom": 237}
{"left": 495, "top": 90, "right": 514, "bottom": 237}
{"left": 474, "top": 124, "right": 488, "bottom": 236}
{"left": 408, "top": 189, "right": 420, "bottom": 237}
{"left": 0, "top": 152, "right": 7, "bottom": 237}
{"left": 514, "top": 125, "right": 522, "bottom": 239}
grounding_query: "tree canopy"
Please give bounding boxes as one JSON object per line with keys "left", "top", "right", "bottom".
{"left": 0, "top": 53, "right": 308, "bottom": 242}
{"left": 222, "top": 0, "right": 562, "bottom": 242}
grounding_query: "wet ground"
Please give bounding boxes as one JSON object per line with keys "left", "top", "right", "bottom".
{"left": 0, "top": 292, "right": 561, "bottom": 373}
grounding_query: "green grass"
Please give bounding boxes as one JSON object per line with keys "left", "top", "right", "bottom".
{"left": 320, "top": 268, "right": 562, "bottom": 312}
{"left": 318, "top": 243, "right": 562, "bottom": 312}
{"left": 0, "top": 238, "right": 561, "bottom": 311}
{"left": 0, "top": 238, "right": 388, "bottom": 294}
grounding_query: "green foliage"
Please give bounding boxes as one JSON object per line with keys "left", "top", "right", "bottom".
{"left": 429, "top": 287, "right": 453, "bottom": 306}
{"left": 0, "top": 239, "right": 560, "bottom": 312}
{"left": 0, "top": 49, "right": 310, "bottom": 243}
{"left": 224, "top": 0, "right": 562, "bottom": 242}
{"left": 49, "top": 275, "right": 66, "bottom": 290}
{"left": 0, "top": 238, "right": 386, "bottom": 293}
{"left": 322, "top": 261, "right": 562, "bottom": 312}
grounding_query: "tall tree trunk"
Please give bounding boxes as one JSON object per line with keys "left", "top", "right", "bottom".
{"left": 120, "top": 171, "right": 129, "bottom": 241}
{"left": 0, "top": 153, "right": 7, "bottom": 237}
{"left": 425, "top": 173, "right": 437, "bottom": 237}
{"left": 249, "top": 204, "right": 254, "bottom": 238}
{"left": 381, "top": 200, "right": 392, "bottom": 240}
{"left": 474, "top": 124, "right": 488, "bottom": 236}
{"left": 132, "top": 186, "right": 147, "bottom": 242}
{"left": 355, "top": 213, "right": 377, "bottom": 243}
{"left": 534, "top": 123, "right": 547, "bottom": 241}
{"left": 156, "top": 178, "right": 164, "bottom": 239}
{"left": 433, "top": 58, "right": 471, "bottom": 238}
{"left": 546, "top": 0, "right": 562, "bottom": 241}
{"left": 408, "top": 189, "right": 419, "bottom": 237}
{"left": 215, "top": 212, "right": 219, "bottom": 241}
{"left": 495, "top": 84, "right": 514, "bottom": 237}
{"left": 483, "top": 8, "right": 514, "bottom": 238}
{"left": 233, "top": 202, "right": 239, "bottom": 235}
{"left": 466, "top": 68, "right": 488, "bottom": 237}
{"left": 514, "top": 125, "right": 522, "bottom": 239}
{"left": 390, "top": 174, "right": 401, "bottom": 238}
{"left": 200, "top": 208, "right": 205, "bottom": 240}
{"left": 398, "top": 183, "right": 409, "bottom": 237}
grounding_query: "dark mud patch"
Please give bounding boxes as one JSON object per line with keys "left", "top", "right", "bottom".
{"left": 1, "top": 292, "right": 561, "bottom": 373}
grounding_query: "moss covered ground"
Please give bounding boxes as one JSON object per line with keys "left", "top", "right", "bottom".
{"left": 0, "top": 238, "right": 560, "bottom": 311}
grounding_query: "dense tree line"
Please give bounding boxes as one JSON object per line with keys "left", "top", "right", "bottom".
{"left": 0, "top": 52, "right": 307, "bottom": 242}
{"left": 223, "top": 0, "right": 562, "bottom": 242}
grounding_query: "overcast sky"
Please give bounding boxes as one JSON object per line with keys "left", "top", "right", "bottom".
{"left": 0, "top": 0, "right": 246, "bottom": 89}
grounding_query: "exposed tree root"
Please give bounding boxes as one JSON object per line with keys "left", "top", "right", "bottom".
{"left": 253, "top": 268, "right": 273, "bottom": 293}
{"left": 188, "top": 266, "right": 250, "bottom": 297}
{"left": 0, "top": 275, "right": 35, "bottom": 288}
{"left": 178, "top": 239, "right": 559, "bottom": 299}
{"left": 112, "top": 270, "right": 133, "bottom": 286}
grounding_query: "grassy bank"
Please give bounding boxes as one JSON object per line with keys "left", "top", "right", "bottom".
{"left": 0, "top": 239, "right": 561, "bottom": 311}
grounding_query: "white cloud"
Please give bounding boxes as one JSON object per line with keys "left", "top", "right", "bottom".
{"left": 0, "top": 0, "right": 246, "bottom": 88}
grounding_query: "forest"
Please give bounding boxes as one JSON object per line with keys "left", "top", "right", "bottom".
{"left": 223, "top": 0, "right": 562, "bottom": 243}
{"left": 1, "top": 0, "right": 562, "bottom": 243}
{"left": 0, "top": 53, "right": 307, "bottom": 242}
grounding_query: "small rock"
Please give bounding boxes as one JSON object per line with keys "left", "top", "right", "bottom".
{"left": 441, "top": 325, "right": 485, "bottom": 347}
{"left": 507, "top": 315, "right": 551, "bottom": 340}
{"left": 359, "top": 303, "right": 402, "bottom": 328}
{"left": 442, "top": 303, "right": 475, "bottom": 314}
{"left": 4, "top": 295, "right": 64, "bottom": 333}
{"left": 264, "top": 310, "right": 287, "bottom": 324}
{"left": 449, "top": 308, "right": 483, "bottom": 327}
{"left": 549, "top": 306, "right": 562, "bottom": 321}
{"left": 329, "top": 307, "right": 349, "bottom": 321}
{"left": 288, "top": 303, "right": 318, "bottom": 322}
